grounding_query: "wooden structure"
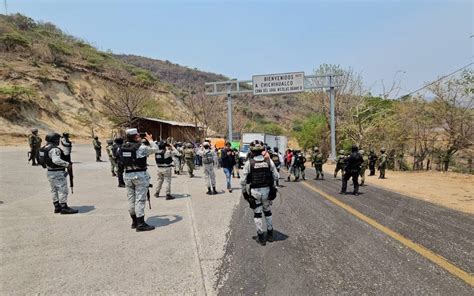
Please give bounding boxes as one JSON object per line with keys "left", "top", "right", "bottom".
{"left": 131, "top": 117, "right": 202, "bottom": 142}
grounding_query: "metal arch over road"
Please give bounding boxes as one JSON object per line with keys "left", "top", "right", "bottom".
{"left": 205, "top": 72, "right": 343, "bottom": 160}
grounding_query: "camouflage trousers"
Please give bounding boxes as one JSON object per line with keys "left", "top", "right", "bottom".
{"left": 314, "top": 164, "right": 324, "bottom": 179}
{"left": 156, "top": 166, "right": 172, "bottom": 195}
{"left": 124, "top": 171, "right": 150, "bottom": 218}
{"left": 108, "top": 157, "right": 117, "bottom": 174}
{"left": 203, "top": 164, "right": 216, "bottom": 188}
{"left": 250, "top": 187, "right": 273, "bottom": 234}
{"left": 360, "top": 168, "right": 366, "bottom": 184}
{"left": 185, "top": 158, "right": 194, "bottom": 176}
{"left": 47, "top": 170, "right": 69, "bottom": 204}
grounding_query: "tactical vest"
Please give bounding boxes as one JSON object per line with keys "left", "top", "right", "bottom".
{"left": 39, "top": 144, "right": 66, "bottom": 171}
{"left": 121, "top": 141, "right": 147, "bottom": 172}
{"left": 271, "top": 153, "right": 281, "bottom": 166}
{"left": 248, "top": 159, "right": 273, "bottom": 188}
{"left": 202, "top": 151, "right": 214, "bottom": 165}
{"left": 155, "top": 149, "right": 173, "bottom": 167}
{"left": 184, "top": 148, "right": 194, "bottom": 159}
{"left": 293, "top": 156, "right": 301, "bottom": 167}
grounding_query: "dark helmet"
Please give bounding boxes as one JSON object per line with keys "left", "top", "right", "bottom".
{"left": 351, "top": 145, "right": 359, "bottom": 152}
{"left": 62, "top": 132, "right": 69, "bottom": 137}
{"left": 94, "top": 136, "right": 98, "bottom": 139}
{"left": 45, "top": 133, "right": 61, "bottom": 145}
{"left": 273, "top": 147, "right": 279, "bottom": 153}
{"left": 380, "top": 147, "right": 386, "bottom": 153}
{"left": 106, "top": 139, "right": 113, "bottom": 145}
{"left": 31, "top": 128, "right": 38, "bottom": 134}
{"left": 114, "top": 137, "right": 123, "bottom": 145}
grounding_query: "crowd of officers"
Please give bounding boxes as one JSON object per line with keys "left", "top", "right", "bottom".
{"left": 28, "top": 127, "right": 388, "bottom": 245}
{"left": 283, "top": 145, "right": 388, "bottom": 195}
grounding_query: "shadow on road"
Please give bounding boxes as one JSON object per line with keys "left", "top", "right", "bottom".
{"left": 75, "top": 205, "right": 95, "bottom": 213}
{"left": 146, "top": 214, "right": 182, "bottom": 227}
{"left": 252, "top": 230, "right": 289, "bottom": 242}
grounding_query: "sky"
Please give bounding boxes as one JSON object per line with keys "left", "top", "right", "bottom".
{"left": 5, "top": 0, "right": 473, "bottom": 97}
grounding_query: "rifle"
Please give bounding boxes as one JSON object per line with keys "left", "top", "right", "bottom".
{"left": 67, "top": 163, "right": 74, "bottom": 194}
{"left": 147, "top": 184, "right": 153, "bottom": 209}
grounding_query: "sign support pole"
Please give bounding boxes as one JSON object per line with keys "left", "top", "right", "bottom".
{"left": 329, "top": 75, "right": 336, "bottom": 161}
{"left": 227, "top": 84, "right": 233, "bottom": 142}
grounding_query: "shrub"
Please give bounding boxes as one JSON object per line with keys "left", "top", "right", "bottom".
{"left": 0, "top": 33, "right": 30, "bottom": 52}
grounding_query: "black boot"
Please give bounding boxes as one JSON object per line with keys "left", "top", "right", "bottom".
{"left": 267, "top": 229, "right": 274, "bottom": 243}
{"left": 154, "top": 191, "right": 160, "bottom": 198}
{"left": 136, "top": 216, "right": 155, "bottom": 232}
{"left": 256, "top": 233, "right": 266, "bottom": 246}
{"left": 166, "top": 194, "right": 175, "bottom": 200}
{"left": 206, "top": 187, "right": 212, "bottom": 195}
{"left": 130, "top": 214, "right": 138, "bottom": 229}
{"left": 53, "top": 201, "right": 61, "bottom": 214}
{"left": 212, "top": 187, "right": 218, "bottom": 195}
{"left": 60, "top": 203, "right": 78, "bottom": 214}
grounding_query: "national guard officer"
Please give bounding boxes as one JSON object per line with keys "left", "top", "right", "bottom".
{"left": 340, "top": 145, "right": 363, "bottom": 196}
{"left": 113, "top": 137, "right": 126, "bottom": 187}
{"left": 270, "top": 147, "right": 282, "bottom": 186}
{"left": 334, "top": 149, "right": 346, "bottom": 178}
{"left": 154, "top": 141, "right": 179, "bottom": 200}
{"left": 122, "top": 129, "right": 157, "bottom": 232}
{"left": 93, "top": 136, "right": 102, "bottom": 162}
{"left": 183, "top": 143, "right": 196, "bottom": 177}
{"left": 60, "top": 132, "right": 72, "bottom": 163}
{"left": 173, "top": 142, "right": 183, "bottom": 175}
{"left": 368, "top": 149, "right": 378, "bottom": 176}
{"left": 312, "top": 147, "right": 325, "bottom": 180}
{"left": 378, "top": 147, "right": 387, "bottom": 179}
{"left": 28, "top": 128, "right": 42, "bottom": 166}
{"left": 241, "top": 141, "right": 279, "bottom": 246}
{"left": 200, "top": 142, "right": 218, "bottom": 195}
{"left": 39, "top": 133, "right": 78, "bottom": 214}
{"left": 359, "top": 149, "right": 369, "bottom": 186}
{"left": 106, "top": 139, "right": 117, "bottom": 176}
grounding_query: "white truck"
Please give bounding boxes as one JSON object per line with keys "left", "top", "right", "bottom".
{"left": 239, "top": 133, "right": 287, "bottom": 165}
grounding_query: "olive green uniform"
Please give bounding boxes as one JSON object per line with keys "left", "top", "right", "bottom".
{"left": 378, "top": 153, "right": 387, "bottom": 179}
{"left": 183, "top": 147, "right": 196, "bottom": 177}
{"left": 334, "top": 155, "right": 346, "bottom": 178}
{"left": 312, "top": 153, "right": 324, "bottom": 179}
{"left": 28, "top": 133, "right": 42, "bottom": 165}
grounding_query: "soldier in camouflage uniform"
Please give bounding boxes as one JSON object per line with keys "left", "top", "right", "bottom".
{"left": 334, "top": 150, "right": 346, "bottom": 178}
{"left": 92, "top": 136, "right": 102, "bottom": 162}
{"left": 359, "top": 149, "right": 369, "bottom": 186}
{"left": 28, "top": 128, "right": 42, "bottom": 166}
{"left": 312, "top": 147, "right": 325, "bottom": 180}
{"left": 378, "top": 147, "right": 387, "bottom": 179}
{"left": 368, "top": 149, "right": 378, "bottom": 176}
{"left": 106, "top": 139, "right": 117, "bottom": 176}
{"left": 183, "top": 143, "right": 196, "bottom": 177}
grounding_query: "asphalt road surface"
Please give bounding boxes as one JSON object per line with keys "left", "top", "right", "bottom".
{"left": 217, "top": 167, "right": 474, "bottom": 295}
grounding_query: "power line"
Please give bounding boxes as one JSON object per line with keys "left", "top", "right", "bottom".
{"left": 399, "top": 62, "right": 473, "bottom": 99}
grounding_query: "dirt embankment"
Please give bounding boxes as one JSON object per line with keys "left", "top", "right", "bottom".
{"left": 323, "top": 163, "right": 473, "bottom": 214}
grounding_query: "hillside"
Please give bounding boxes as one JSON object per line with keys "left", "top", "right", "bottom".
{"left": 0, "top": 14, "right": 318, "bottom": 146}
{"left": 0, "top": 14, "right": 195, "bottom": 144}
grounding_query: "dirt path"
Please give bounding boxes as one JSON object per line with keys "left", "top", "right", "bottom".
{"left": 321, "top": 163, "right": 473, "bottom": 214}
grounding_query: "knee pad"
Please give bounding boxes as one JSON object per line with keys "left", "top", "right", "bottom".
{"left": 254, "top": 212, "right": 263, "bottom": 218}
{"left": 263, "top": 210, "right": 272, "bottom": 217}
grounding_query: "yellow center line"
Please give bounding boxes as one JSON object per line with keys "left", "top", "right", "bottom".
{"left": 300, "top": 180, "right": 474, "bottom": 287}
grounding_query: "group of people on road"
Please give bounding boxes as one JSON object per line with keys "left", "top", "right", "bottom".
{"left": 28, "top": 127, "right": 388, "bottom": 246}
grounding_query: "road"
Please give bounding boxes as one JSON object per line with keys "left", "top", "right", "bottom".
{"left": 1, "top": 145, "right": 473, "bottom": 295}
{"left": 217, "top": 167, "right": 474, "bottom": 295}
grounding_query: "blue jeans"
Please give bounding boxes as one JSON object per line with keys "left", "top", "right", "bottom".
{"left": 223, "top": 167, "right": 232, "bottom": 189}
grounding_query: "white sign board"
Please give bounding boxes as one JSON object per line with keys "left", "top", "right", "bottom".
{"left": 253, "top": 71, "right": 304, "bottom": 95}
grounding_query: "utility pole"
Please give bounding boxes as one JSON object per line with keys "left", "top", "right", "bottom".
{"left": 4, "top": 0, "right": 7, "bottom": 15}
{"left": 329, "top": 75, "right": 336, "bottom": 161}
{"left": 226, "top": 83, "right": 233, "bottom": 142}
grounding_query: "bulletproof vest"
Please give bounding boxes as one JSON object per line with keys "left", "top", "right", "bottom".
{"left": 248, "top": 159, "right": 273, "bottom": 188}
{"left": 202, "top": 151, "right": 214, "bottom": 165}
{"left": 121, "top": 141, "right": 147, "bottom": 172}
{"left": 155, "top": 149, "right": 173, "bottom": 167}
{"left": 293, "top": 155, "right": 301, "bottom": 166}
{"left": 184, "top": 148, "right": 193, "bottom": 159}
{"left": 271, "top": 153, "right": 281, "bottom": 166}
{"left": 39, "top": 144, "right": 66, "bottom": 170}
